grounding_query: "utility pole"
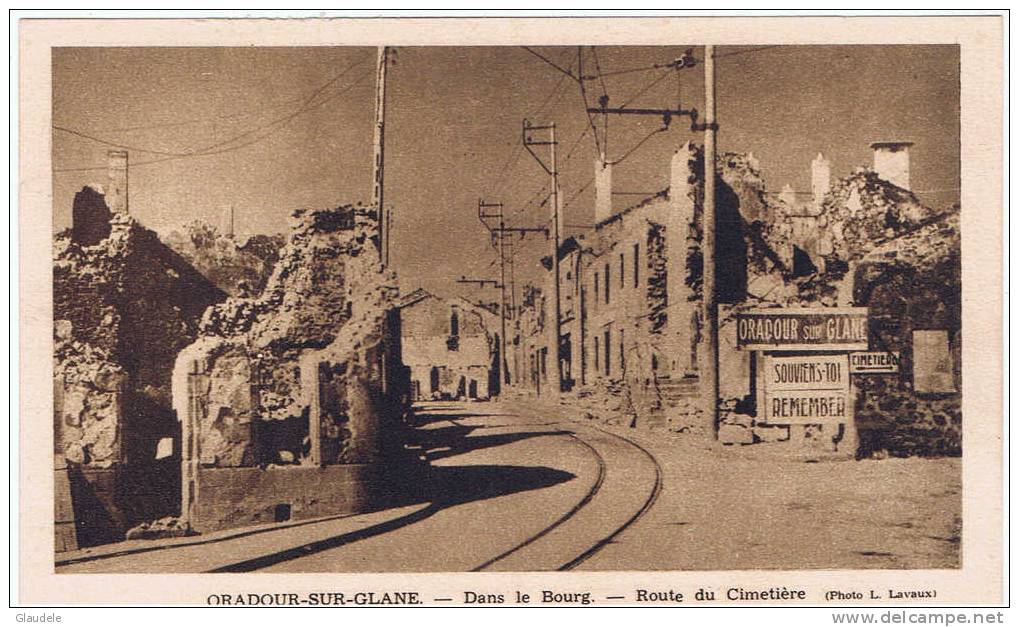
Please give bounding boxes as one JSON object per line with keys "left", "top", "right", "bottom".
{"left": 583, "top": 49, "right": 700, "bottom": 129}
{"left": 385, "top": 205, "right": 394, "bottom": 267}
{"left": 477, "top": 199, "right": 549, "bottom": 387}
{"left": 585, "top": 46, "right": 717, "bottom": 438}
{"left": 371, "top": 46, "right": 389, "bottom": 262}
{"left": 523, "top": 120, "right": 564, "bottom": 394}
{"left": 701, "top": 45, "right": 720, "bottom": 439}
{"left": 478, "top": 199, "right": 511, "bottom": 387}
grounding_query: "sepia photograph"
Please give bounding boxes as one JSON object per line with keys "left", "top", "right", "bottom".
{"left": 15, "top": 12, "right": 1004, "bottom": 610}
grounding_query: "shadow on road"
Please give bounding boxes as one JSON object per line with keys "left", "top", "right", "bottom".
{"left": 410, "top": 411, "right": 515, "bottom": 427}
{"left": 206, "top": 412, "right": 573, "bottom": 572}
{"left": 209, "top": 463, "right": 575, "bottom": 572}
{"left": 59, "top": 404, "right": 573, "bottom": 573}
{"left": 423, "top": 429, "right": 573, "bottom": 462}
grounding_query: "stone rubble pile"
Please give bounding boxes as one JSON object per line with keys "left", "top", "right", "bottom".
{"left": 173, "top": 205, "right": 403, "bottom": 468}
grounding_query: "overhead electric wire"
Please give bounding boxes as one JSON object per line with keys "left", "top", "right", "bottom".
{"left": 618, "top": 67, "right": 675, "bottom": 109}
{"left": 53, "top": 63, "right": 372, "bottom": 173}
{"left": 53, "top": 53, "right": 372, "bottom": 172}
{"left": 580, "top": 57, "right": 688, "bottom": 81}
{"left": 486, "top": 67, "right": 572, "bottom": 199}
{"left": 73, "top": 88, "right": 316, "bottom": 134}
{"left": 575, "top": 47, "right": 603, "bottom": 158}
{"left": 563, "top": 175, "right": 596, "bottom": 209}
{"left": 714, "top": 45, "right": 784, "bottom": 59}
{"left": 561, "top": 126, "right": 592, "bottom": 166}
{"left": 521, "top": 46, "right": 579, "bottom": 82}
{"left": 607, "top": 125, "right": 671, "bottom": 166}
{"left": 52, "top": 126, "right": 199, "bottom": 157}
{"left": 192, "top": 54, "right": 369, "bottom": 154}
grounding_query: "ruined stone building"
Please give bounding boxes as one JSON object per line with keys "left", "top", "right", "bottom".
{"left": 54, "top": 171, "right": 227, "bottom": 546}
{"left": 163, "top": 219, "right": 284, "bottom": 297}
{"left": 397, "top": 289, "right": 502, "bottom": 401}
{"left": 55, "top": 151, "right": 413, "bottom": 547}
{"left": 513, "top": 139, "right": 961, "bottom": 458}
{"left": 173, "top": 204, "right": 412, "bottom": 534}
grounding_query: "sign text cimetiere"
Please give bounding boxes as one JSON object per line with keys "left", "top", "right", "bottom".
{"left": 736, "top": 307, "right": 868, "bottom": 351}
{"left": 849, "top": 351, "right": 900, "bottom": 374}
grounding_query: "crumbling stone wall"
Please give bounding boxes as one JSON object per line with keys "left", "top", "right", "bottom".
{"left": 71, "top": 186, "right": 113, "bottom": 247}
{"left": 646, "top": 223, "right": 668, "bottom": 334}
{"left": 54, "top": 192, "right": 227, "bottom": 544}
{"left": 173, "top": 205, "right": 410, "bottom": 532}
{"left": 714, "top": 171, "right": 961, "bottom": 456}
{"left": 302, "top": 300, "right": 407, "bottom": 466}
{"left": 164, "top": 221, "right": 284, "bottom": 297}
{"left": 852, "top": 212, "right": 962, "bottom": 457}
{"left": 821, "top": 170, "right": 931, "bottom": 263}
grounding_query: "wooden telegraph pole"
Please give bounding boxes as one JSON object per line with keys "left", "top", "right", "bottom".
{"left": 475, "top": 198, "right": 550, "bottom": 389}
{"left": 477, "top": 200, "right": 511, "bottom": 388}
{"left": 583, "top": 45, "right": 717, "bottom": 437}
{"left": 371, "top": 46, "right": 389, "bottom": 263}
{"left": 523, "top": 120, "right": 564, "bottom": 394}
{"left": 701, "top": 45, "right": 720, "bottom": 439}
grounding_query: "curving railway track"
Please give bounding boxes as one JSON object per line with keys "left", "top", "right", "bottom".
{"left": 55, "top": 402, "right": 665, "bottom": 573}
{"left": 462, "top": 411, "right": 664, "bottom": 572}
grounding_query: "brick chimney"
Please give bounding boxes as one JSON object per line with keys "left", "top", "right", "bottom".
{"left": 220, "top": 204, "right": 235, "bottom": 239}
{"left": 870, "top": 141, "right": 913, "bottom": 190}
{"left": 106, "top": 150, "right": 128, "bottom": 214}
{"left": 779, "top": 183, "right": 797, "bottom": 209}
{"left": 811, "top": 152, "right": 831, "bottom": 209}
{"left": 594, "top": 158, "right": 612, "bottom": 224}
{"left": 669, "top": 142, "right": 695, "bottom": 205}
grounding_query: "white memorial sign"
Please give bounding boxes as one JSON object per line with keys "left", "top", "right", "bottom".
{"left": 762, "top": 354, "right": 851, "bottom": 425}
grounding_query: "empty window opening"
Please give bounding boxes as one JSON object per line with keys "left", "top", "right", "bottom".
{"left": 633, "top": 242, "right": 640, "bottom": 287}
{"left": 605, "top": 264, "right": 611, "bottom": 304}
{"left": 603, "top": 329, "right": 611, "bottom": 376}
{"left": 619, "top": 328, "right": 625, "bottom": 371}
{"left": 792, "top": 245, "right": 818, "bottom": 277}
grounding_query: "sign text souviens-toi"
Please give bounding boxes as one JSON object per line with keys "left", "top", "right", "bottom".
{"left": 761, "top": 355, "right": 851, "bottom": 424}
{"left": 736, "top": 307, "right": 869, "bottom": 351}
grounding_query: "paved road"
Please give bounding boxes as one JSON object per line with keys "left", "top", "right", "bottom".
{"left": 57, "top": 401, "right": 662, "bottom": 573}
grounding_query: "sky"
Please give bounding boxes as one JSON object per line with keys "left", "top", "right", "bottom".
{"left": 52, "top": 45, "right": 960, "bottom": 302}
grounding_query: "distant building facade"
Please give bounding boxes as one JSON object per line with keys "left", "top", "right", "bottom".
{"left": 512, "top": 139, "right": 961, "bottom": 457}
{"left": 398, "top": 290, "right": 502, "bottom": 401}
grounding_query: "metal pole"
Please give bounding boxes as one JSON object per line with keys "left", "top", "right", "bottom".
{"left": 550, "top": 123, "right": 564, "bottom": 394}
{"left": 385, "top": 205, "right": 393, "bottom": 267}
{"left": 701, "top": 45, "right": 720, "bottom": 439}
{"left": 371, "top": 46, "right": 389, "bottom": 260}
{"left": 498, "top": 211, "right": 509, "bottom": 388}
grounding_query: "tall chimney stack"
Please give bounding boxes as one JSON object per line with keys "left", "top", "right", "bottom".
{"left": 811, "top": 152, "right": 831, "bottom": 210}
{"left": 220, "top": 204, "right": 235, "bottom": 239}
{"left": 106, "top": 150, "right": 128, "bottom": 214}
{"left": 870, "top": 141, "right": 913, "bottom": 191}
{"left": 669, "top": 142, "right": 695, "bottom": 206}
{"left": 594, "top": 158, "right": 612, "bottom": 224}
{"left": 779, "top": 183, "right": 798, "bottom": 209}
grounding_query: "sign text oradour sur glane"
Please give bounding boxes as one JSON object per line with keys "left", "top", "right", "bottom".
{"left": 736, "top": 307, "right": 868, "bottom": 351}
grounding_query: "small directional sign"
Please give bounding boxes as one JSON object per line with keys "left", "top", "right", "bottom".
{"left": 849, "top": 351, "right": 900, "bottom": 374}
